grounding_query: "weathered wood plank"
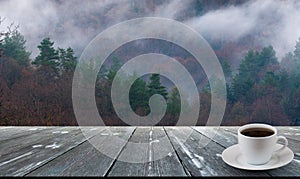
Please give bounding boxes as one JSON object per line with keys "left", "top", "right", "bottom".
{"left": 27, "top": 127, "right": 135, "bottom": 176}
{"left": 265, "top": 158, "right": 300, "bottom": 177}
{"left": 151, "top": 127, "right": 188, "bottom": 176}
{"left": 220, "top": 126, "right": 239, "bottom": 134}
{"left": 0, "top": 127, "right": 54, "bottom": 142}
{"left": 108, "top": 127, "right": 187, "bottom": 176}
{"left": 107, "top": 127, "right": 149, "bottom": 176}
{"left": 192, "top": 127, "right": 238, "bottom": 148}
{"left": 0, "top": 127, "right": 299, "bottom": 176}
{"left": 165, "top": 127, "right": 269, "bottom": 176}
{"left": 0, "top": 127, "right": 78, "bottom": 156}
{"left": 0, "top": 127, "right": 102, "bottom": 176}
{"left": 277, "top": 127, "right": 300, "bottom": 142}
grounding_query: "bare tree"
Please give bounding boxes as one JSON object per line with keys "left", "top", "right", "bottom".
{"left": 0, "top": 17, "right": 6, "bottom": 56}
{"left": 0, "top": 17, "right": 5, "bottom": 42}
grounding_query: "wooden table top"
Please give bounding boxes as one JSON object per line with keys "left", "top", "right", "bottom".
{"left": 0, "top": 126, "right": 299, "bottom": 176}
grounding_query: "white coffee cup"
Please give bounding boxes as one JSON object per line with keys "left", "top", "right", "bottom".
{"left": 238, "top": 123, "right": 288, "bottom": 165}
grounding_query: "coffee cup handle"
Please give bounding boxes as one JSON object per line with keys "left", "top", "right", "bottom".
{"left": 274, "top": 136, "right": 288, "bottom": 153}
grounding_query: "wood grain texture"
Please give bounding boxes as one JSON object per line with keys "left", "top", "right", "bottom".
{"left": 0, "top": 127, "right": 54, "bottom": 143}
{"left": 0, "top": 127, "right": 101, "bottom": 176}
{"left": 193, "top": 126, "right": 238, "bottom": 148}
{"left": 0, "top": 126, "right": 299, "bottom": 176}
{"left": 108, "top": 127, "right": 187, "bottom": 176}
{"left": 165, "top": 127, "right": 269, "bottom": 177}
{"left": 277, "top": 127, "right": 300, "bottom": 142}
{"left": 0, "top": 127, "right": 75, "bottom": 156}
{"left": 27, "top": 127, "right": 135, "bottom": 176}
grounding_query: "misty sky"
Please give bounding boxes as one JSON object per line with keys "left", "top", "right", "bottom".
{"left": 0, "top": 0, "right": 300, "bottom": 60}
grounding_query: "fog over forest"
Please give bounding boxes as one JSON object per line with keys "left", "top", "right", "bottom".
{"left": 0, "top": 0, "right": 300, "bottom": 62}
{"left": 1, "top": 0, "right": 300, "bottom": 126}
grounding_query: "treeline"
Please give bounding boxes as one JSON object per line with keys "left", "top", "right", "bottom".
{"left": 222, "top": 44, "right": 300, "bottom": 126}
{"left": 95, "top": 61, "right": 179, "bottom": 126}
{"left": 1, "top": 27, "right": 300, "bottom": 125}
{"left": 0, "top": 30, "right": 78, "bottom": 125}
{"left": 0, "top": 27, "right": 181, "bottom": 125}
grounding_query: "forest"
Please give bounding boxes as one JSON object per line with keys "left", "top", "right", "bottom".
{"left": 1, "top": 20, "right": 300, "bottom": 126}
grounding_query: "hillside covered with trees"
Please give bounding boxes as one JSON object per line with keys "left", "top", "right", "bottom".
{"left": 1, "top": 0, "right": 300, "bottom": 126}
{"left": 1, "top": 22, "right": 300, "bottom": 126}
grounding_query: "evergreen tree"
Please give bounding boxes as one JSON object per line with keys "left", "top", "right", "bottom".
{"left": 106, "top": 57, "right": 122, "bottom": 81}
{"left": 281, "top": 52, "right": 294, "bottom": 73}
{"left": 281, "top": 39, "right": 300, "bottom": 76}
{"left": 147, "top": 74, "right": 168, "bottom": 100}
{"left": 294, "top": 38, "right": 300, "bottom": 59}
{"left": 1, "top": 30, "right": 31, "bottom": 66}
{"left": 58, "top": 47, "right": 77, "bottom": 72}
{"left": 261, "top": 71, "right": 280, "bottom": 88}
{"left": 231, "top": 50, "right": 257, "bottom": 102}
{"left": 283, "top": 80, "right": 300, "bottom": 125}
{"left": 195, "top": 0, "right": 203, "bottom": 16}
{"left": 258, "top": 45, "right": 278, "bottom": 67}
{"left": 281, "top": 39, "right": 300, "bottom": 124}
{"left": 231, "top": 46, "right": 278, "bottom": 103}
{"left": 220, "top": 58, "right": 232, "bottom": 82}
{"left": 96, "top": 57, "right": 123, "bottom": 118}
{"left": 32, "top": 37, "right": 59, "bottom": 71}
{"left": 129, "top": 77, "right": 149, "bottom": 115}
{"left": 167, "top": 87, "right": 180, "bottom": 116}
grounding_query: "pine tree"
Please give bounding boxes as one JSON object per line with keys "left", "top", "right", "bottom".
{"left": 231, "top": 46, "right": 278, "bottom": 103}
{"left": 58, "top": 47, "right": 77, "bottom": 73}
{"left": 129, "top": 77, "right": 149, "bottom": 115}
{"left": 147, "top": 74, "right": 168, "bottom": 100}
{"left": 32, "top": 37, "right": 59, "bottom": 71}
{"left": 1, "top": 30, "right": 31, "bottom": 66}
{"left": 167, "top": 87, "right": 180, "bottom": 116}
{"left": 294, "top": 38, "right": 300, "bottom": 59}
{"left": 106, "top": 57, "right": 122, "bottom": 81}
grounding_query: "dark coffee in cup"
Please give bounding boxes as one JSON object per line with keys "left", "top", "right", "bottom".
{"left": 241, "top": 127, "right": 274, "bottom": 137}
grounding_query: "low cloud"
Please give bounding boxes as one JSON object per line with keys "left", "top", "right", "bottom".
{"left": 186, "top": 0, "right": 300, "bottom": 59}
{"left": 0, "top": 0, "right": 190, "bottom": 57}
{"left": 0, "top": 0, "right": 299, "bottom": 61}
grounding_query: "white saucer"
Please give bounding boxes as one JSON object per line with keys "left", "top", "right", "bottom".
{"left": 221, "top": 144, "right": 294, "bottom": 170}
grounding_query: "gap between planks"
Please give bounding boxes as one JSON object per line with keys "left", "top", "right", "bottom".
{"left": 103, "top": 127, "right": 137, "bottom": 177}
{"left": 162, "top": 127, "right": 191, "bottom": 176}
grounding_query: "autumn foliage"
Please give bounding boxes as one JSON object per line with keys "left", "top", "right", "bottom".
{"left": 1, "top": 28, "right": 300, "bottom": 126}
